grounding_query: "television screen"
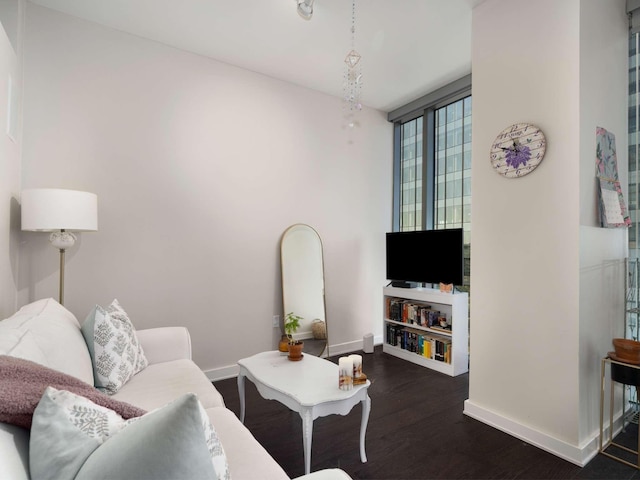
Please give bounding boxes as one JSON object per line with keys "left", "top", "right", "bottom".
{"left": 386, "top": 229, "right": 464, "bottom": 286}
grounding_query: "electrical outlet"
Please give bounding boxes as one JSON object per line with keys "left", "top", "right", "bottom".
{"left": 272, "top": 315, "right": 280, "bottom": 328}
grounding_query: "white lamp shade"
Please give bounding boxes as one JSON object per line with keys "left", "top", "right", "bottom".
{"left": 21, "top": 188, "right": 98, "bottom": 232}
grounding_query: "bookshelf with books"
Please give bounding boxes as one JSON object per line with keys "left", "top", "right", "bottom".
{"left": 383, "top": 286, "right": 469, "bottom": 376}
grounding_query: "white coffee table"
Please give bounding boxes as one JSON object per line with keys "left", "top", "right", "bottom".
{"left": 237, "top": 351, "right": 371, "bottom": 475}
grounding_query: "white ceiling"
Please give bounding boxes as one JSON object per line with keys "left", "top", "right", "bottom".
{"left": 28, "top": 0, "right": 482, "bottom": 112}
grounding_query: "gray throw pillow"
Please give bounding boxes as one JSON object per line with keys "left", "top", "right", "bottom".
{"left": 30, "top": 387, "right": 230, "bottom": 480}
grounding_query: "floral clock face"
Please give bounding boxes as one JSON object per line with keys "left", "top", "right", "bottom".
{"left": 490, "top": 123, "right": 546, "bottom": 178}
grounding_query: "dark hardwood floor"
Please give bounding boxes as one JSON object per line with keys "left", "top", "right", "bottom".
{"left": 213, "top": 347, "right": 640, "bottom": 479}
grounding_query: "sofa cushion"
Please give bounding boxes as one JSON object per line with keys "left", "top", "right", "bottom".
{"left": 0, "top": 298, "right": 93, "bottom": 385}
{"left": 206, "top": 406, "right": 289, "bottom": 480}
{"left": 0, "top": 423, "right": 29, "bottom": 480}
{"left": 112, "top": 358, "right": 225, "bottom": 410}
{"left": 30, "top": 388, "right": 229, "bottom": 480}
{"left": 81, "top": 300, "right": 148, "bottom": 395}
{"left": 0, "top": 355, "right": 145, "bottom": 429}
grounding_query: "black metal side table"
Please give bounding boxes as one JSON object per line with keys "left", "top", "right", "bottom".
{"left": 599, "top": 356, "right": 640, "bottom": 468}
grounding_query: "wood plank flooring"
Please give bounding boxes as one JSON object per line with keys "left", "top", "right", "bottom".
{"left": 213, "top": 347, "right": 640, "bottom": 479}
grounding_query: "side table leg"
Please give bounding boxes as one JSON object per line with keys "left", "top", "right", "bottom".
{"left": 360, "top": 394, "right": 371, "bottom": 463}
{"left": 300, "top": 409, "right": 313, "bottom": 475}
{"left": 599, "top": 358, "right": 605, "bottom": 452}
{"left": 237, "top": 373, "right": 246, "bottom": 423}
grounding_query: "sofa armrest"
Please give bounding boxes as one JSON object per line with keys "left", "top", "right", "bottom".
{"left": 136, "top": 327, "right": 192, "bottom": 365}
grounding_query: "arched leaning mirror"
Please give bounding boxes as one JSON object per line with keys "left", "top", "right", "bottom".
{"left": 280, "top": 224, "right": 328, "bottom": 357}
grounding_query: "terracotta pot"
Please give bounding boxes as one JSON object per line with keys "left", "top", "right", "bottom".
{"left": 613, "top": 338, "right": 640, "bottom": 363}
{"left": 287, "top": 341, "right": 304, "bottom": 361}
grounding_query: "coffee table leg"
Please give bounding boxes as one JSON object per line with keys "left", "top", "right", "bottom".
{"left": 301, "top": 409, "right": 313, "bottom": 475}
{"left": 238, "top": 373, "right": 246, "bottom": 423}
{"left": 360, "top": 394, "right": 371, "bottom": 463}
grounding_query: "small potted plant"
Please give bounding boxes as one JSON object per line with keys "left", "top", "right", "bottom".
{"left": 284, "top": 312, "right": 304, "bottom": 361}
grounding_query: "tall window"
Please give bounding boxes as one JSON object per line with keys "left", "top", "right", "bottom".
{"left": 630, "top": 32, "right": 639, "bottom": 257}
{"left": 434, "top": 96, "right": 472, "bottom": 245}
{"left": 390, "top": 77, "right": 472, "bottom": 289}
{"left": 625, "top": 28, "right": 639, "bottom": 416}
{"left": 400, "top": 117, "right": 423, "bottom": 230}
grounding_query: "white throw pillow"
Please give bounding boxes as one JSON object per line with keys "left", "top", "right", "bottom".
{"left": 30, "top": 387, "right": 231, "bottom": 480}
{"left": 81, "top": 300, "right": 148, "bottom": 394}
{"left": 0, "top": 329, "right": 47, "bottom": 365}
{"left": 0, "top": 298, "right": 94, "bottom": 384}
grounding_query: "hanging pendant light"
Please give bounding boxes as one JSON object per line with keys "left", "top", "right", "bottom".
{"left": 343, "top": 0, "right": 362, "bottom": 127}
{"left": 297, "top": 0, "right": 314, "bottom": 20}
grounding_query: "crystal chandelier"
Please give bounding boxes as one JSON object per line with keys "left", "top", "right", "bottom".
{"left": 343, "top": 0, "right": 362, "bottom": 127}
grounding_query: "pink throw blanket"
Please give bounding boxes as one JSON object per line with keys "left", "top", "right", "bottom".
{"left": 0, "top": 355, "right": 146, "bottom": 429}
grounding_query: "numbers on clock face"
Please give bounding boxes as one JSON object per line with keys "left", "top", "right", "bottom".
{"left": 490, "top": 123, "right": 546, "bottom": 178}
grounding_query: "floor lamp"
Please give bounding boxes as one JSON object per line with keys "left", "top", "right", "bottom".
{"left": 21, "top": 188, "right": 98, "bottom": 305}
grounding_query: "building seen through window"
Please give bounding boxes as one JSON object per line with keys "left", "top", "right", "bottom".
{"left": 395, "top": 94, "right": 471, "bottom": 290}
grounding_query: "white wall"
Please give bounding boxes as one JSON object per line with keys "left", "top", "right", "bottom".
{"left": 0, "top": 0, "right": 23, "bottom": 319}
{"left": 578, "top": 0, "right": 628, "bottom": 452}
{"left": 465, "top": 0, "right": 627, "bottom": 466}
{"left": 19, "top": 4, "right": 391, "bottom": 376}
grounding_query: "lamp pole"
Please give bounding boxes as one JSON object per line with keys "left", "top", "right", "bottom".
{"left": 49, "top": 228, "right": 77, "bottom": 306}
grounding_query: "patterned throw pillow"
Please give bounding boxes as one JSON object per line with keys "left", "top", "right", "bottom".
{"left": 105, "top": 299, "right": 148, "bottom": 374}
{"left": 81, "top": 300, "right": 148, "bottom": 395}
{"left": 196, "top": 399, "right": 231, "bottom": 479}
{"left": 30, "top": 387, "right": 231, "bottom": 480}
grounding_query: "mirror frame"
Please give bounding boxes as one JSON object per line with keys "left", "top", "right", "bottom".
{"left": 280, "top": 223, "right": 328, "bottom": 357}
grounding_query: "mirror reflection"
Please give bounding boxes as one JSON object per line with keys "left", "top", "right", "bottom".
{"left": 280, "top": 224, "right": 328, "bottom": 357}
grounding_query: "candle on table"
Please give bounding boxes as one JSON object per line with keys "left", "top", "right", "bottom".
{"left": 338, "top": 357, "right": 353, "bottom": 390}
{"left": 349, "top": 354, "right": 362, "bottom": 379}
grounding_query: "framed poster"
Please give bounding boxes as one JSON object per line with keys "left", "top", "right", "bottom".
{"left": 596, "top": 127, "right": 630, "bottom": 228}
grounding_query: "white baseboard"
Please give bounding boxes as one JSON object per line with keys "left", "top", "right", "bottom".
{"left": 329, "top": 340, "right": 365, "bottom": 357}
{"left": 204, "top": 336, "right": 384, "bottom": 382}
{"left": 205, "top": 364, "right": 239, "bottom": 382}
{"left": 291, "top": 331, "right": 314, "bottom": 342}
{"left": 463, "top": 399, "right": 624, "bottom": 467}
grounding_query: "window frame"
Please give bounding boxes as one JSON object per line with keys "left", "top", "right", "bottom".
{"left": 389, "top": 75, "right": 472, "bottom": 233}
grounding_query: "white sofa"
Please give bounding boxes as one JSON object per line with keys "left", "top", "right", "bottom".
{"left": 0, "top": 298, "right": 351, "bottom": 480}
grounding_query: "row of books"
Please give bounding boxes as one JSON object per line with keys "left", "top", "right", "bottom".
{"left": 385, "top": 297, "right": 451, "bottom": 330}
{"left": 385, "top": 323, "right": 452, "bottom": 363}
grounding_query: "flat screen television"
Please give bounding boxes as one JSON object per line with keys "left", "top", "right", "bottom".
{"left": 386, "top": 228, "right": 464, "bottom": 286}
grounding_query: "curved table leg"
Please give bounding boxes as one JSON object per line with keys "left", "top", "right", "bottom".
{"left": 238, "top": 373, "right": 246, "bottom": 423}
{"left": 300, "top": 409, "right": 314, "bottom": 475}
{"left": 360, "top": 393, "right": 371, "bottom": 463}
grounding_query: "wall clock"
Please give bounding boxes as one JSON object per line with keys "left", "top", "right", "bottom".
{"left": 490, "top": 123, "right": 546, "bottom": 178}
